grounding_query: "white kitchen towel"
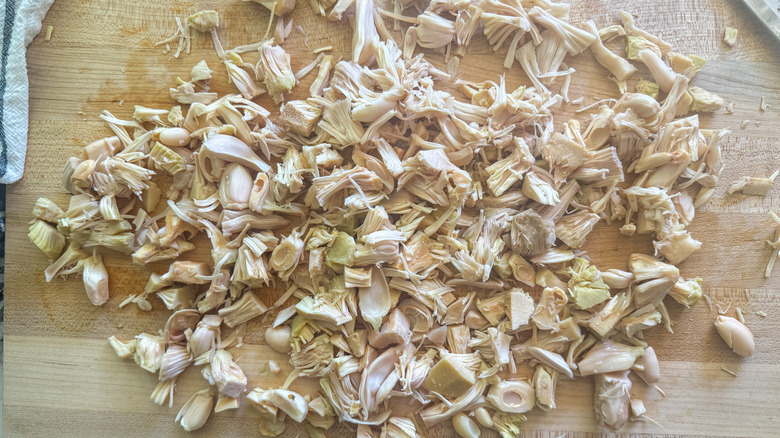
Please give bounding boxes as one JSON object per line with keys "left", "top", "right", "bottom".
{"left": 0, "top": 0, "right": 55, "bottom": 184}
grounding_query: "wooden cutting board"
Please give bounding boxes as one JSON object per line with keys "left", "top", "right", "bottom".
{"left": 5, "top": 0, "right": 780, "bottom": 436}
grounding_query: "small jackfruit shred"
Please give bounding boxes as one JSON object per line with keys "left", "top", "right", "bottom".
{"left": 29, "top": 2, "right": 737, "bottom": 435}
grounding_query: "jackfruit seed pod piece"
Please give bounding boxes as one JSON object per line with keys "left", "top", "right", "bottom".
{"left": 83, "top": 135, "right": 123, "bottom": 160}
{"left": 600, "top": 269, "right": 633, "bottom": 290}
{"left": 617, "top": 10, "right": 672, "bottom": 55}
{"left": 44, "top": 243, "right": 86, "bottom": 282}
{"left": 369, "top": 308, "right": 412, "bottom": 348}
{"left": 583, "top": 20, "right": 636, "bottom": 82}
{"left": 626, "top": 35, "right": 660, "bottom": 61}
{"left": 577, "top": 340, "right": 644, "bottom": 376}
{"left": 588, "top": 292, "right": 631, "bottom": 339}
{"left": 28, "top": 219, "right": 66, "bottom": 260}
{"left": 214, "top": 393, "right": 240, "bottom": 413}
{"left": 510, "top": 210, "right": 556, "bottom": 257}
{"left": 160, "top": 261, "right": 211, "bottom": 285}
{"left": 568, "top": 258, "right": 610, "bottom": 310}
{"left": 522, "top": 172, "right": 560, "bottom": 205}
{"left": 134, "top": 333, "right": 165, "bottom": 373}
{"left": 635, "top": 78, "right": 659, "bottom": 99}
{"left": 224, "top": 55, "right": 265, "bottom": 100}
{"left": 729, "top": 172, "right": 779, "bottom": 196}
{"left": 189, "top": 315, "right": 222, "bottom": 357}
{"left": 486, "top": 380, "right": 535, "bottom": 414}
{"left": 629, "top": 253, "right": 679, "bottom": 282}
{"left": 465, "top": 310, "right": 490, "bottom": 330}
{"left": 158, "top": 285, "right": 198, "bottom": 311}
{"left": 555, "top": 211, "right": 600, "bottom": 249}
{"left": 98, "top": 195, "right": 120, "bottom": 221}
{"left": 190, "top": 60, "right": 213, "bottom": 83}
{"left": 633, "top": 346, "right": 660, "bottom": 384}
{"left": 527, "top": 347, "right": 573, "bottom": 378}
{"left": 159, "top": 344, "right": 194, "bottom": 381}
{"left": 532, "top": 286, "right": 567, "bottom": 330}
{"left": 688, "top": 86, "right": 724, "bottom": 113}
{"left": 248, "top": 388, "right": 309, "bottom": 423}
{"left": 151, "top": 381, "right": 174, "bottom": 406}
{"left": 253, "top": 0, "right": 297, "bottom": 17}
{"left": 614, "top": 92, "right": 660, "bottom": 120}
{"left": 258, "top": 40, "right": 296, "bottom": 104}
{"left": 452, "top": 412, "right": 480, "bottom": 438}
{"left": 187, "top": 10, "right": 219, "bottom": 32}
{"left": 669, "top": 277, "right": 702, "bottom": 308}
{"left": 533, "top": 365, "right": 557, "bottom": 411}
{"left": 714, "top": 315, "right": 755, "bottom": 357}
{"left": 423, "top": 353, "right": 478, "bottom": 399}
{"left": 593, "top": 370, "right": 631, "bottom": 430}
{"left": 638, "top": 49, "right": 676, "bottom": 93}
{"left": 175, "top": 388, "right": 214, "bottom": 431}
{"left": 356, "top": 425, "right": 374, "bottom": 438}
{"left": 506, "top": 288, "right": 534, "bottom": 331}
{"left": 218, "top": 291, "right": 268, "bottom": 327}
{"left": 447, "top": 324, "right": 470, "bottom": 354}
{"left": 346, "top": 329, "right": 368, "bottom": 357}
{"left": 667, "top": 52, "right": 705, "bottom": 78}
{"left": 629, "top": 253, "right": 679, "bottom": 306}
{"left": 527, "top": 6, "right": 595, "bottom": 55}
{"left": 108, "top": 336, "right": 136, "bottom": 359}
{"left": 142, "top": 182, "right": 162, "bottom": 212}
{"left": 629, "top": 398, "right": 647, "bottom": 418}
{"left": 278, "top": 99, "right": 322, "bottom": 136}
{"left": 358, "top": 266, "right": 391, "bottom": 331}
{"left": 164, "top": 309, "right": 200, "bottom": 344}
{"left": 218, "top": 163, "right": 253, "bottom": 210}
{"left": 33, "top": 197, "right": 65, "bottom": 223}
{"left": 201, "top": 134, "right": 271, "bottom": 173}
{"left": 149, "top": 142, "right": 186, "bottom": 175}
{"left": 476, "top": 294, "right": 505, "bottom": 326}
{"left": 210, "top": 349, "right": 248, "bottom": 397}
{"left": 269, "top": 229, "right": 305, "bottom": 279}
{"left": 326, "top": 231, "right": 356, "bottom": 267}
{"left": 82, "top": 254, "right": 109, "bottom": 306}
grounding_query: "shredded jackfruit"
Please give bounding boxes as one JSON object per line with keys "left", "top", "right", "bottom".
{"left": 28, "top": 1, "right": 734, "bottom": 435}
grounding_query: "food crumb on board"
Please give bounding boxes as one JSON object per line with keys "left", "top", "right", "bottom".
{"left": 724, "top": 26, "right": 738, "bottom": 46}
{"left": 756, "top": 310, "right": 767, "bottom": 318}
{"left": 759, "top": 96, "right": 768, "bottom": 111}
{"left": 740, "top": 119, "right": 749, "bottom": 129}
{"left": 312, "top": 45, "right": 332, "bottom": 54}
{"left": 721, "top": 366, "right": 738, "bottom": 377}
{"left": 702, "top": 294, "right": 713, "bottom": 312}
{"left": 736, "top": 307, "right": 745, "bottom": 324}
{"left": 45, "top": 25, "right": 54, "bottom": 41}
{"left": 725, "top": 101, "right": 734, "bottom": 114}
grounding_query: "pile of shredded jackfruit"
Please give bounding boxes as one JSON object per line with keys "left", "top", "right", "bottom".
{"left": 29, "top": 1, "right": 746, "bottom": 436}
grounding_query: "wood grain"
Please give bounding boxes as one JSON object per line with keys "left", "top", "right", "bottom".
{"left": 5, "top": 0, "right": 780, "bottom": 436}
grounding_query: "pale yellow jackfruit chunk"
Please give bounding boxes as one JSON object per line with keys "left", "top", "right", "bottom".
{"left": 423, "top": 354, "right": 477, "bottom": 398}
{"left": 568, "top": 258, "right": 610, "bottom": 310}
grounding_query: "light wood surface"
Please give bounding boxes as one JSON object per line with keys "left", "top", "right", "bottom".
{"left": 5, "top": 0, "right": 780, "bottom": 436}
